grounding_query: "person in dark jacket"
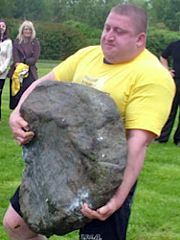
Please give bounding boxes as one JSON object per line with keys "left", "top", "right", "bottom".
{"left": 155, "top": 40, "right": 180, "bottom": 146}
{"left": 8, "top": 20, "right": 40, "bottom": 109}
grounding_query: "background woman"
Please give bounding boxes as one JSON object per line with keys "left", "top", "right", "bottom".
{"left": 0, "top": 19, "right": 12, "bottom": 120}
{"left": 8, "top": 20, "right": 40, "bottom": 109}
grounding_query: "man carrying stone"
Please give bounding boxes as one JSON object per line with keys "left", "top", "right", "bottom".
{"left": 3, "top": 3, "right": 175, "bottom": 240}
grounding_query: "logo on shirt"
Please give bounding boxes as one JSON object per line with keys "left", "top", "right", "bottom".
{"left": 80, "top": 234, "right": 103, "bottom": 240}
{"left": 81, "top": 75, "right": 107, "bottom": 90}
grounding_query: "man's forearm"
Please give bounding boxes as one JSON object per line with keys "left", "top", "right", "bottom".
{"left": 111, "top": 129, "right": 155, "bottom": 209}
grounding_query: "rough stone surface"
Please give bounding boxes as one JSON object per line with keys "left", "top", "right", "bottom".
{"left": 19, "top": 80, "right": 127, "bottom": 237}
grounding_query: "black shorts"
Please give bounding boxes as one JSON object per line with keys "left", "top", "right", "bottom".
{"left": 10, "top": 183, "right": 137, "bottom": 240}
{"left": 79, "top": 182, "right": 137, "bottom": 240}
{"left": 10, "top": 186, "right": 23, "bottom": 217}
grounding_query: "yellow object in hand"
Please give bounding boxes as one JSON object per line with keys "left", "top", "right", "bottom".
{"left": 11, "top": 63, "right": 29, "bottom": 96}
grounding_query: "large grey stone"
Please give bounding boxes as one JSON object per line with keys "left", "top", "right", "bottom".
{"left": 19, "top": 80, "right": 127, "bottom": 237}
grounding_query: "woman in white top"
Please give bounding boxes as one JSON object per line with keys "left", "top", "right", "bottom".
{"left": 0, "top": 19, "right": 12, "bottom": 120}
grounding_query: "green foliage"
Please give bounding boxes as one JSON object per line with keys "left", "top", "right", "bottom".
{"left": 5, "top": 18, "right": 20, "bottom": 39}
{"left": 147, "top": 28, "right": 179, "bottom": 57}
{"left": 1, "top": 0, "right": 180, "bottom": 31}
{"left": 149, "top": 0, "right": 180, "bottom": 31}
{"left": 36, "top": 22, "right": 88, "bottom": 60}
{"left": 46, "top": 0, "right": 124, "bottom": 28}
{"left": 5, "top": 19, "right": 89, "bottom": 60}
{"left": 0, "top": 0, "right": 16, "bottom": 18}
{"left": 2, "top": 0, "right": 49, "bottom": 21}
{"left": 4, "top": 15, "right": 180, "bottom": 61}
{"left": 2, "top": 0, "right": 180, "bottom": 61}
{"left": 63, "top": 20, "right": 101, "bottom": 45}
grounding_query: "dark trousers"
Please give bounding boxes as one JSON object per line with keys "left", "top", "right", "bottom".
{"left": 79, "top": 182, "right": 137, "bottom": 240}
{"left": 9, "top": 71, "right": 35, "bottom": 110}
{"left": 0, "top": 79, "right": 5, "bottom": 120}
{"left": 157, "top": 80, "right": 180, "bottom": 144}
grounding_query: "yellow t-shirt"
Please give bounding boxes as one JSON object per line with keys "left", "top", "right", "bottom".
{"left": 53, "top": 46, "right": 175, "bottom": 136}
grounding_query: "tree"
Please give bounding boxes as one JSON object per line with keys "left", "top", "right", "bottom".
{"left": 149, "top": 0, "right": 180, "bottom": 31}
{"left": 0, "top": 0, "right": 16, "bottom": 18}
{"left": 12, "top": 0, "right": 49, "bottom": 20}
{"left": 1, "top": 0, "right": 180, "bottom": 31}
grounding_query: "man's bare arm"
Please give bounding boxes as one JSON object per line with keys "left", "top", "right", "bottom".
{"left": 81, "top": 129, "right": 155, "bottom": 220}
{"left": 9, "top": 71, "right": 56, "bottom": 145}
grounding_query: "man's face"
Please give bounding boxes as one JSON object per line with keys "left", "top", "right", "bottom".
{"left": 101, "top": 12, "right": 143, "bottom": 64}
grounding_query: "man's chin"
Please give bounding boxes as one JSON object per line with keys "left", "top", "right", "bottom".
{"left": 104, "top": 54, "right": 116, "bottom": 64}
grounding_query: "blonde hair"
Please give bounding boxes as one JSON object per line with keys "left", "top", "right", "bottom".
{"left": 17, "top": 20, "right": 36, "bottom": 43}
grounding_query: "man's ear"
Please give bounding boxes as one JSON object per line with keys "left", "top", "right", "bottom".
{"left": 136, "top": 32, "right": 146, "bottom": 48}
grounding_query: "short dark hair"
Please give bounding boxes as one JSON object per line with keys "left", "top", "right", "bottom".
{"left": 111, "top": 3, "right": 148, "bottom": 34}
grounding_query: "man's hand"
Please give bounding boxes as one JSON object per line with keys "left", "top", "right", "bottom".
{"left": 8, "top": 71, "right": 56, "bottom": 145}
{"left": 81, "top": 198, "right": 118, "bottom": 221}
{"left": 9, "top": 110, "right": 34, "bottom": 145}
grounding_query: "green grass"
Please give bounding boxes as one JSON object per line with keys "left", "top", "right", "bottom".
{"left": 0, "top": 60, "right": 180, "bottom": 239}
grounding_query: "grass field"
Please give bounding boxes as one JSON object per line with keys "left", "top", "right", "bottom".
{"left": 0, "top": 60, "right": 180, "bottom": 240}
